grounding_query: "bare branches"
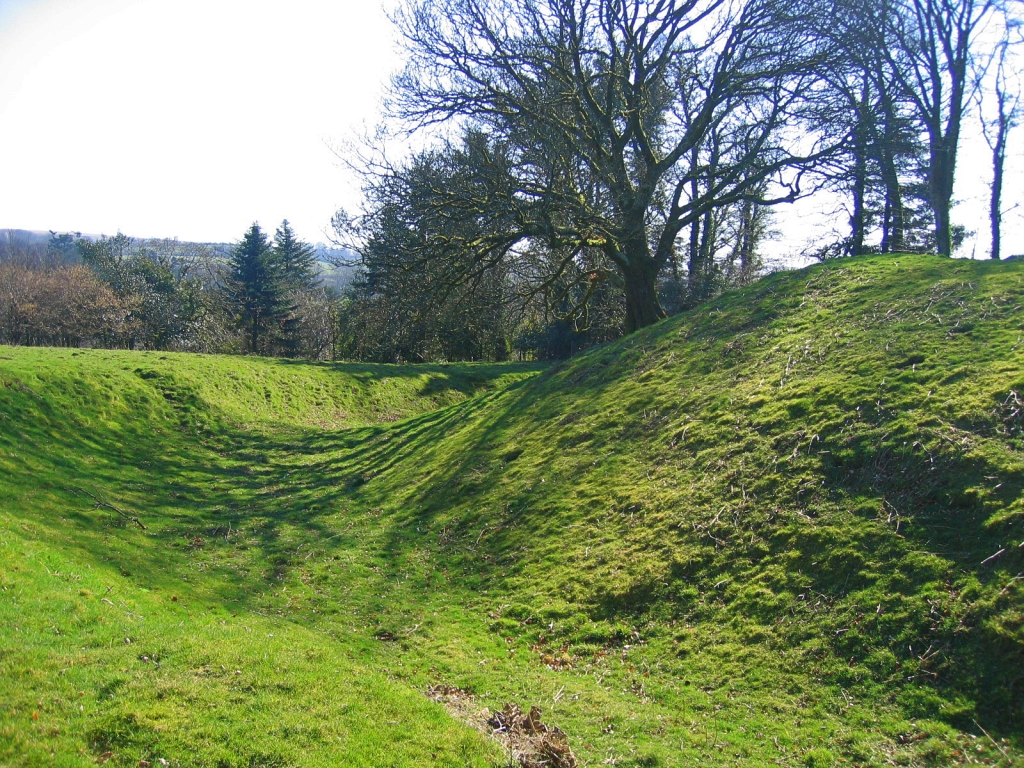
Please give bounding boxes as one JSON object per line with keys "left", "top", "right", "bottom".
{"left": 65, "top": 485, "right": 147, "bottom": 530}
{"left": 365, "top": 0, "right": 843, "bottom": 332}
{"left": 974, "top": 4, "right": 1023, "bottom": 259}
{"left": 883, "top": 0, "right": 997, "bottom": 255}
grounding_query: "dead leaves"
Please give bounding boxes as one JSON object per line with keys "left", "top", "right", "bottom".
{"left": 426, "top": 687, "right": 577, "bottom": 768}
{"left": 489, "top": 703, "right": 577, "bottom": 768}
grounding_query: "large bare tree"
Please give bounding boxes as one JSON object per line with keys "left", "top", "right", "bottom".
{"left": 887, "top": 0, "right": 995, "bottom": 256}
{"left": 374, "top": 0, "right": 840, "bottom": 332}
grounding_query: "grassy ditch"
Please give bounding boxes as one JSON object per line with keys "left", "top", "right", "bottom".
{"left": 2, "top": 254, "right": 1022, "bottom": 767}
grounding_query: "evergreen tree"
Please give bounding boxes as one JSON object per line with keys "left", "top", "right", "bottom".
{"left": 46, "top": 231, "right": 83, "bottom": 265}
{"left": 223, "top": 223, "right": 291, "bottom": 354}
{"left": 273, "top": 220, "right": 319, "bottom": 291}
{"left": 272, "top": 220, "right": 320, "bottom": 357}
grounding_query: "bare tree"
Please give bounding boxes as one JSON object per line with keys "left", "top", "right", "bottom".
{"left": 0, "top": 230, "right": 48, "bottom": 267}
{"left": 375, "top": 0, "right": 841, "bottom": 332}
{"left": 887, "top": 0, "right": 995, "bottom": 256}
{"left": 976, "top": 8, "right": 1022, "bottom": 260}
{"left": 816, "top": 0, "right": 932, "bottom": 255}
{"left": 0, "top": 263, "right": 132, "bottom": 347}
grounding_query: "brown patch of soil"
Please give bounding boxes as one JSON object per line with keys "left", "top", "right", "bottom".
{"left": 426, "top": 687, "right": 577, "bottom": 768}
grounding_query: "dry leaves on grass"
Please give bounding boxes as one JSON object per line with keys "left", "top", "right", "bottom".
{"left": 426, "top": 687, "right": 577, "bottom": 768}
{"left": 489, "top": 703, "right": 577, "bottom": 768}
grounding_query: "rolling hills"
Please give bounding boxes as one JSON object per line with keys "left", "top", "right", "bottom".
{"left": 1, "top": 254, "right": 1022, "bottom": 767}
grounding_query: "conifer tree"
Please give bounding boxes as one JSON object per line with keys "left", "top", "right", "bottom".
{"left": 223, "top": 223, "right": 291, "bottom": 354}
{"left": 272, "top": 220, "right": 320, "bottom": 356}
{"left": 273, "top": 220, "right": 319, "bottom": 291}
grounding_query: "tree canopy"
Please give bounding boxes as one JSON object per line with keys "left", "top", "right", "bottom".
{"left": 356, "top": 0, "right": 842, "bottom": 332}
{"left": 340, "top": 0, "right": 1021, "bottom": 336}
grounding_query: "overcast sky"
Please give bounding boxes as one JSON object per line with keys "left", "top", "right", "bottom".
{"left": 0, "top": 0, "right": 1021, "bottom": 259}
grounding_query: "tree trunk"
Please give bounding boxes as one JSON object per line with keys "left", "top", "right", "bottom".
{"left": 989, "top": 87, "right": 1009, "bottom": 260}
{"left": 850, "top": 152, "right": 867, "bottom": 255}
{"left": 879, "top": 148, "right": 904, "bottom": 253}
{"left": 685, "top": 211, "right": 718, "bottom": 308}
{"left": 877, "top": 92, "right": 905, "bottom": 253}
{"left": 929, "top": 130, "right": 957, "bottom": 257}
{"left": 849, "top": 83, "right": 870, "bottom": 255}
{"left": 732, "top": 199, "right": 755, "bottom": 280}
{"left": 619, "top": 210, "right": 668, "bottom": 333}
{"left": 881, "top": 196, "right": 892, "bottom": 254}
{"left": 688, "top": 216, "right": 700, "bottom": 277}
{"left": 622, "top": 263, "right": 665, "bottom": 333}
{"left": 250, "top": 312, "right": 260, "bottom": 354}
{"left": 991, "top": 130, "right": 1003, "bottom": 260}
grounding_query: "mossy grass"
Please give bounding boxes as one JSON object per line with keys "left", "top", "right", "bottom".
{"left": 2, "top": 254, "right": 1022, "bottom": 766}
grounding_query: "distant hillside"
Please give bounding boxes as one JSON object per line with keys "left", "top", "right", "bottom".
{"left": 0, "top": 227, "right": 357, "bottom": 285}
{"left": 1, "top": 254, "right": 1021, "bottom": 767}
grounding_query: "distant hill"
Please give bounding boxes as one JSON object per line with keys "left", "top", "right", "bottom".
{"left": 1, "top": 228, "right": 142, "bottom": 245}
{"left": 0, "top": 227, "right": 358, "bottom": 286}
{"left": 1, "top": 254, "right": 1021, "bottom": 767}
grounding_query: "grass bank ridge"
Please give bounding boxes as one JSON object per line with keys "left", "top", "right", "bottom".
{"left": 1, "top": 254, "right": 1022, "bottom": 767}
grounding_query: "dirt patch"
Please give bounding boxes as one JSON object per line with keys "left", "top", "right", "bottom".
{"left": 426, "top": 687, "right": 577, "bottom": 768}
{"left": 426, "top": 684, "right": 489, "bottom": 728}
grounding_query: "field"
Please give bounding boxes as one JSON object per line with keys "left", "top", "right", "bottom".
{"left": 2, "top": 254, "right": 1022, "bottom": 767}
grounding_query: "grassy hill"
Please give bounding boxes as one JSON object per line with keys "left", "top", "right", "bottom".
{"left": 2, "top": 254, "right": 1022, "bottom": 767}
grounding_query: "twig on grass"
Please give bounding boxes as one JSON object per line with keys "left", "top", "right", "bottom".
{"left": 999, "top": 574, "right": 1023, "bottom": 597}
{"left": 973, "top": 719, "right": 1010, "bottom": 760}
{"left": 65, "top": 486, "right": 146, "bottom": 530}
{"left": 981, "top": 549, "right": 1006, "bottom": 566}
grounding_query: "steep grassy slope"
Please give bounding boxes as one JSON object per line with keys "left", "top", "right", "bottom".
{"left": 2, "top": 255, "right": 1022, "bottom": 767}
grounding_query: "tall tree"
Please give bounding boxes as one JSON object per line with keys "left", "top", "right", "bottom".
{"left": 223, "top": 223, "right": 292, "bottom": 354}
{"left": 887, "top": 0, "right": 995, "bottom": 256}
{"left": 809, "top": 0, "right": 932, "bottom": 256}
{"left": 976, "top": 11, "right": 1022, "bottom": 260}
{"left": 373, "top": 0, "right": 841, "bottom": 332}
{"left": 273, "top": 220, "right": 319, "bottom": 291}
{"left": 721, "top": 194, "right": 771, "bottom": 286}
{"left": 271, "top": 220, "right": 320, "bottom": 357}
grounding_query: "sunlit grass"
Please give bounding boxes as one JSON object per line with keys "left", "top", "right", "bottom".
{"left": 2, "top": 254, "right": 1022, "bottom": 767}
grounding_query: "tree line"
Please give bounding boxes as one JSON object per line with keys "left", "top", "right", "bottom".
{"left": 3, "top": 0, "right": 1021, "bottom": 361}
{"left": 0, "top": 224, "right": 621, "bottom": 361}
{"left": 0, "top": 224, "right": 345, "bottom": 359}
{"left": 336, "top": 0, "right": 1022, "bottom": 336}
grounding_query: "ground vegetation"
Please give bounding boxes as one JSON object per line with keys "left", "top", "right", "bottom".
{"left": 2, "top": 255, "right": 1022, "bottom": 766}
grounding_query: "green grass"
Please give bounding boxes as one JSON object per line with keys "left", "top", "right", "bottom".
{"left": 2, "top": 254, "right": 1023, "bottom": 767}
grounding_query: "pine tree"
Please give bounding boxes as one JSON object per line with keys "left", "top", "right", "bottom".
{"left": 223, "top": 223, "right": 291, "bottom": 354}
{"left": 272, "top": 220, "right": 321, "bottom": 357}
{"left": 273, "top": 220, "right": 319, "bottom": 292}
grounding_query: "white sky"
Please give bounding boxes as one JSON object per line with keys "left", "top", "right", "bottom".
{"left": 0, "top": 0, "right": 1021, "bottom": 258}
{"left": 0, "top": 0, "right": 402, "bottom": 245}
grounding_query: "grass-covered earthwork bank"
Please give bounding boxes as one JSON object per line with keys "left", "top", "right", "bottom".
{"left": 2, "top": 254, "right": 1022, "bottom": 766}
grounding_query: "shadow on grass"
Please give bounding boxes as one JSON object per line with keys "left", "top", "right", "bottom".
{"left": 2, "top": 254, "right": 1022, "bottom": 741}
